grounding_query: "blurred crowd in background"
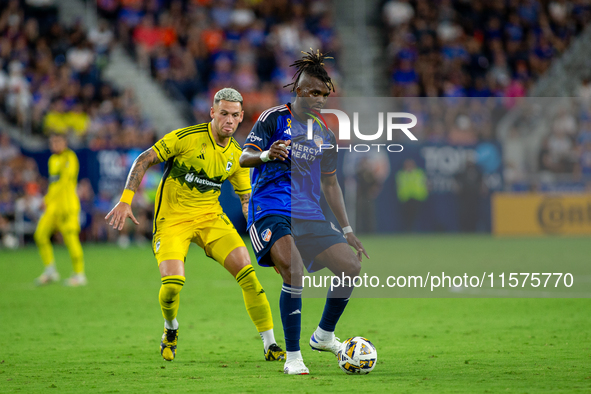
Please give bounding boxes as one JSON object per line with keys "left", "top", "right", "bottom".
{"left": 103, "top": 0, "right": 340, "bottom": 138}
{"left": 382, "top": 0, "right": 591, "bottom": 187}
{"left": 1, "top": 0, "right": 591, "bottom": 245}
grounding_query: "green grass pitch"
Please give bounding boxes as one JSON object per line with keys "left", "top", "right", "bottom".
{"left": 1, "top": 236, "right": 590, "bottom": 393}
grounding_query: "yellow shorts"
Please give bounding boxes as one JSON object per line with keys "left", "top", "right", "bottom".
{"left": 36, "top": 208, "right": 80, "bottom": 237}
{"left": 152, "top": 212, "right": 245, "bottom": 266}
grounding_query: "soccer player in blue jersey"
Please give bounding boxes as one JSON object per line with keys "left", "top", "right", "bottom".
{"left": 240, "top": 50, "right": 369, "bottom": 375}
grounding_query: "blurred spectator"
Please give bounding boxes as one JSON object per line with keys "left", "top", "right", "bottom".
{"left": 395, "top": 159, "right": 428, "bottom": 232}
{"left": 0, "top": 132, "right": 20, "bottom": 164}
{"left": 383, "top": 0, "right": 414, "bottom": 27}
{"left": 455, "top": 158, "right": 486, "bottom": 232}
{"left": 6, "top": 60, "right": 32, "bottom": 128}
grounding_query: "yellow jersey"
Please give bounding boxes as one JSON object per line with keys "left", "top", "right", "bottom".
{"left": 45, "top": 149, "right": 80, "bottom": 212}
{"left": 151, "top": 122, "right": 251, "bottom": 226}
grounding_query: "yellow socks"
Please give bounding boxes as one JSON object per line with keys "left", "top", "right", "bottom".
{"left": 34, "top": 228, "right": 54, "bottom": 267}
{"left": 236, "top": 265, "right": 273, "bottom": 332}
{"left": 62, "top": 232, "right": 85, "bottom": 274}
{"left": 159, "top": 276, "right": 185, "bottom": 322}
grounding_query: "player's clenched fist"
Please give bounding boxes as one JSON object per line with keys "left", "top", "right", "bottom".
{"left": 268, "top": 139, "right": 290, "bottom": 161}
{"left": 105, "top": 202, "right": 139, "bottom": 231}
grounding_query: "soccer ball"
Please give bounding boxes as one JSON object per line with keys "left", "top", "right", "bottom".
{"left": 337, "top": 337, "right": 377, "bottom": 375}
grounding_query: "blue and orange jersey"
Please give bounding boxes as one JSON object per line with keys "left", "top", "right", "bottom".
{"left": 244, "top": 103, "right": 337, "bottom": 228}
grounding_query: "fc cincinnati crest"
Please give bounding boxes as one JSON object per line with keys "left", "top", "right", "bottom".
{"left": 314, "top": 135, "right": 323, "bottom": 147}
{"left": 261, "top": 228, "right": 272, "bottom": 242}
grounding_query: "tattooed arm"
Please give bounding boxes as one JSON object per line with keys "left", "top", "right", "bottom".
{"left": 239, "top": 193, "right": 250, "bottom": 221}
{"left": 105, "top": 148, "right": 161, "bottom": 230}
{"left": 124, "top": 148, "right": 161, "bottom": 193}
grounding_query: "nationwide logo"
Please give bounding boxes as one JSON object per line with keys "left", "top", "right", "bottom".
{"left": 261, "top": 228, "right": 272, "bottom": 242}
{"left": 170, "top": 160, "right": 224, "bottom": 193}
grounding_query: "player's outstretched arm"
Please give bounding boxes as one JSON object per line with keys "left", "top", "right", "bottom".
{"left": 105, "top": 148, "right": 161, "bottom": 231}
{"left": 321, "top": 174, "right": 370, "bottom": 262}
{"left": 239, "top": 140, "right": 290, "bottom": 167}
{"left": 239, "top": 193, "right": 250, "bottom": 220}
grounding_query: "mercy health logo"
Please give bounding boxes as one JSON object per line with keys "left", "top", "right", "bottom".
{"left": 306, "top": 109, "right": 418, "bottom": 153}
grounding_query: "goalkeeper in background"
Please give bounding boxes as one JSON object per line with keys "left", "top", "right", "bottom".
{"left": 105, "top": 88, "right": 285, "bottom": 362}
{"left": 34, "top": 133, "right": 87, "bottom": 287}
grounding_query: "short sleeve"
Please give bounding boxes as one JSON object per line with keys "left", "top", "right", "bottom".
{"left": 321, "top": 130, "right": 338, "bottom": 176}
{"left": 152, "top": 130, "right": 183, "bottom": 162}
{"left": 243, "top": 115, "right": 277, "bottom": 152}
{"left": 228, "top": 164, "right": 252, "bottom": 195}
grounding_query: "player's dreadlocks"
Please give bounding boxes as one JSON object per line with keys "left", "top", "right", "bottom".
{"left": 284, "top": 49, "right": 335, "bottom": 93}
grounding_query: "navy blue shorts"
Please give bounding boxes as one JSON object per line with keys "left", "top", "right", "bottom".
{"left": 248, "top": 214, "right": 347, "bottom": 273}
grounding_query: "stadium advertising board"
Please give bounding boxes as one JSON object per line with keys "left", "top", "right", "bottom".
{"left": 493, "top": 193, "right": 591, "bottom": 235}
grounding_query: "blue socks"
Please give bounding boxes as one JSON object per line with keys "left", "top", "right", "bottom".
{"left": 318, "top": 285, "right": 354, "bottom": 332}
{"left": 280, "top": 283, "right": 302, "bottom": 351}
{"left": 281, "top": 283, "right": 353, "bottom": 350}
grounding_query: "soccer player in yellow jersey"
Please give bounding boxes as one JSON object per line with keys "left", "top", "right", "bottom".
{"left": 105, "top": 88, "right": 285, "bottom": 362}
{"left": 34, "top": 133, "right": 87, "bottom": 286}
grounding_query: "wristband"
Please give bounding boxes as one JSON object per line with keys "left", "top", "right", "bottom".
{"left": 342, "top": 226, "right": 353, "bottom": 234}
{"left": 120, "top": 189, "right": 135, "bottom": 205}
{"left": 260, "top": 150, "right": 272, "bottom": 162}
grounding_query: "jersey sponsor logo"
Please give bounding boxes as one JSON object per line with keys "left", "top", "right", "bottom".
{"left": 170, "top": 160, "right": 224, "bottom": 193}
{"left": 159, "top": 140, "right": 171, "bottom": 155}
{"left": 184, "top": 172, "right": 222, "bottom": 188}
{"left": 261, "top": 228, "right": 272, "bottom": 242}
{"left": 291, "top": 142, "right": 320, "bottom": 162}
{"left": 155, "top": 239, "right": 161, "bottom": 252}
{"left": 247, "top": 132, "right": 263, "bottom": 143}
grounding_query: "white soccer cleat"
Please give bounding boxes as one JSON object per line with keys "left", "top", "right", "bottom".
{"left": 64, "top": 274, "right": 87, "bottom": 287}
{"left": 309, "top": 332, "right": 342, "bottom": 355}
{"left": 283, "top": 358, "right": 309, "bottom": 375}
{"left": 35, "top": 271, "right": 60, "bottom": 286}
